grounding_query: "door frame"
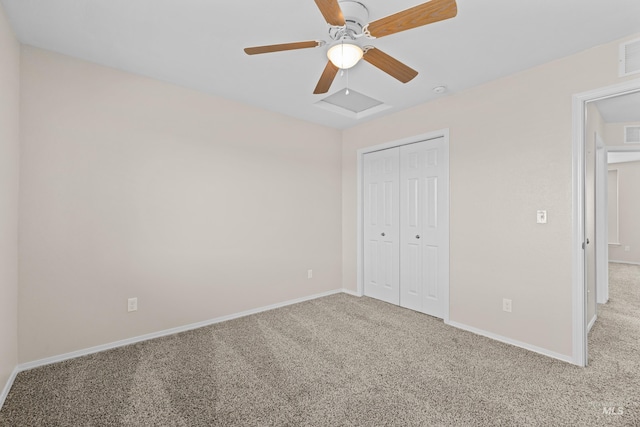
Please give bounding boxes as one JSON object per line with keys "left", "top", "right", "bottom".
{"left": 594, "top": 135, "right": 608, "bottom": 307}
{"left": 572, "top": 78, "right": 640, "bottom": 367}
{"left": 356, "top": 129, "right": 450, "bottom": 323}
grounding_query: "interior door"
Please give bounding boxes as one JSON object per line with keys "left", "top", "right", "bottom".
{"left": 399, "top": 137, "right": 448, "bottom": 318}
{"left": 363, "top": 148, "right": 400, "bottom": 305}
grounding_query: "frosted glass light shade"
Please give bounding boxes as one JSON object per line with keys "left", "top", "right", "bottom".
{"left": 327, "top": 43, "right": 363, "bottom": 69}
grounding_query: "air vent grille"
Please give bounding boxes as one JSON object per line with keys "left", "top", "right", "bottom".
{"left": 625, "top": 126, "right": 640, "bottom": 144}
{"left": 620, "top": 38, "right": 640, "bottom": 77}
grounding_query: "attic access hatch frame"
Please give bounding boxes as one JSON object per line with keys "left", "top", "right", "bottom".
{"left": 315, "top": 88, "right": 391, "bottom": 119}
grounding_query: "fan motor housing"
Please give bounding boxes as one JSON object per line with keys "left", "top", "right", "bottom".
{"left": 333, "top": 1, "right": 369, "bottom": 38}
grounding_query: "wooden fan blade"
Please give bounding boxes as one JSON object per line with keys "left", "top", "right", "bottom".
{"left": 363, "top": 48, "right": 418, "bottom": 83}
{"left": 244, "top": 41, "right": 321, "bottom": 55}
{"left": 314, "top": 0, "right": 345, "bottom": 26}
{"left": 367, "top": 0, "right": 457, "bottom": 38}
{"left": 314, "top": 61, "right": 339, "bottom": 94}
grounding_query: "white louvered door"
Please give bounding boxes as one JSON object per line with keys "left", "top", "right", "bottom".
{"left": 363, "top": 137, "right": 448, "bottom": 319}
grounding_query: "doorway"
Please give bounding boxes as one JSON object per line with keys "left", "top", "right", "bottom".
{"left": 594, "top": 146, "right": 640, "bottom": 308}
{"left": 573, "top": 78, "right": 640, "bottom": 366}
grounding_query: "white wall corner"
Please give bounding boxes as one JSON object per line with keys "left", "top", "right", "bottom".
{"left": 0, "top": 367, "right": 19, "bottom": 410}
{"left": 341, "top": 288, "right": 362, "bottom": 297}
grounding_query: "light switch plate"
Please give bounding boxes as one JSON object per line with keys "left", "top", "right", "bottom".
{"left": 537, "top": 210, "right": 547, "bottom": 224}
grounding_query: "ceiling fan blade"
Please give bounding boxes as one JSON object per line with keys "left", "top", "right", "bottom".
{"left": 363, "top": 48, "right": 418, "bottom": 83}
{"left": 244, "top": 41, "right": 322, "bottom": 55}
{"left": 367, "top": 0, "right": 457, "bottom": 38}
{"left": 314, "top": 61, "right": 340, "bottom": 94}
{"left": 314, "top": 0, "right": 345, "bottom": 26}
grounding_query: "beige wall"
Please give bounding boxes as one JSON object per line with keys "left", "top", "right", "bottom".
{"left": 604, "top": 121, "right": 640, "bottom": 146}
{"left": 608, "top": 161, "right": 640, "bottom": 264}
{"left": 585, "top": 103, "right": 605, "bottom": 323}
{"left": 19, "top": 47, "right": 342, "bottom": 363}
{"left": 342, "top": 33, "right": 640, "bottom": 358}
{"left": 0, "top": 3, "right": 20, "bottom": 395}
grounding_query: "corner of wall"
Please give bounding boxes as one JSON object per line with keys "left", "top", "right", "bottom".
{"left": 0, "top": 0, "right": 21, "bottom": 410}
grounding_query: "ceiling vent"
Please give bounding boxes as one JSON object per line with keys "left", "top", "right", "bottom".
{"left": 315, "top": 88, "right": 390, "bottom": 119}
{"left": 619, "top": 37, "right": 640, "bottom": 77}
{"left": 624, "top": 125, "right": 640, "bottom": 144}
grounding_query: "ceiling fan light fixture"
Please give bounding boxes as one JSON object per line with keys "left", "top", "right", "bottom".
{"left": 327, "top": 42, "right": 363, "bottom": 69}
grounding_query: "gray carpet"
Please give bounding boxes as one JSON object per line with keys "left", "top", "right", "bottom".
{"left": 1, "top": 263, "right": 639, "bottom": 426}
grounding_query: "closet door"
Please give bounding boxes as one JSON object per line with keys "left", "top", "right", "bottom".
{"left": 400, "top": 138, "right": 448, "bottom": 318}
{"left": 363, "top": 148, "right": 400, "bottom": 305}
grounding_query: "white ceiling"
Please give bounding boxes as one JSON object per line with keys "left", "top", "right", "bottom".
{"left": 3, "top": 0, "right": 640, "bottom": 129}
{"left": 594, "top": 90, "right": 640, "bottom": 123}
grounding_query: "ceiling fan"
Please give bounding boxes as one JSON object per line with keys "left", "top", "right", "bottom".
{"left": 244, "top": 0, "right": 457, "bottom": 94}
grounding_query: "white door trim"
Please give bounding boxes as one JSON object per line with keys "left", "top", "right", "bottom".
{"left": 356, "top": 129, "right": 450, "bottom": 323}
{"left": 594, "top": 135, "right": 608, "bottom": 305}
{"left": 572, "top": 78, "right": 640, "bottom": 367}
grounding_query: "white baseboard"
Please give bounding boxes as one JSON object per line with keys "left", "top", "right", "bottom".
{"left": 446, "top": 320, "right": 575, "bottom": 365}
{"left": 588, "top": 315, "right": 597, "bottom": 332}
{"left": 609, "top": 260, "right": 640, "bottom": 266}
{"left": 18, "top": 288, "right": 348, "bottom": 372}
{"left": 0, "top": 367, "right": 19, "bottom": 410}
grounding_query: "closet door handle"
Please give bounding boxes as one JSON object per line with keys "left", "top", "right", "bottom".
{"left": 381, "top": 232, "right": 386, "bottom": 237}
{"left": 416, "top": 235, "right": 420, "bottom": 239}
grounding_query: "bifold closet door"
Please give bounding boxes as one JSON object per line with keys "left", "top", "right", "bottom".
{"left": 363, "top": 137, "right": 448, "bottom": 318}
{"left": 363, "top": 148, "right": 400, "bottom": 305}
{"left": 399, "top": 138, "right": 447, "bottom": 318}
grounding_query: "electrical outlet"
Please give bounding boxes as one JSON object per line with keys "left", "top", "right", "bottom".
{"left": 503, "top": 298, "right": 512, "bottom": 313}
{"left": 624, "top": 246, "right": 631, "bottom": 252}
{"left": 307, "top": 269, "right": 313, "bottom": 279}
{"left": 127, "top": 297, "right": 138, "bottom": 312}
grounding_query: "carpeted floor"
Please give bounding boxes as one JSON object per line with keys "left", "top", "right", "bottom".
{"left": 1, "top": 263, "right": 639, "bottom": 426}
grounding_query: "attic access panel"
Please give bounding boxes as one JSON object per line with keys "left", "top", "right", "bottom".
{"left": 315, "top": 88, "right": 392, "bottom": 119}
